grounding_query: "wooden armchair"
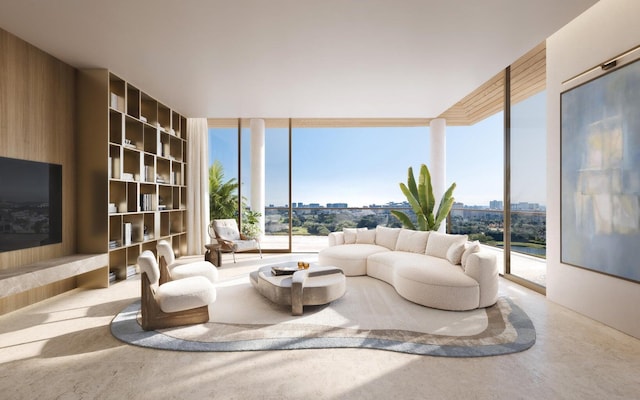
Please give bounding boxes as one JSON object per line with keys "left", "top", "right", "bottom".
{"left": 208, "top": 219, "right": 262, "bottom": 263}
{"left": 137, "top": 251, "right": 216, "bottom": 331}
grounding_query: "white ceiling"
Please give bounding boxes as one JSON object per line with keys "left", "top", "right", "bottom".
{"left": 0, "top": 0, "right": 597, "bottom": 118}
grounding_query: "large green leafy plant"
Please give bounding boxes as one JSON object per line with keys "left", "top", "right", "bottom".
{"left": 391, "top": 164, "right": 456, "bottom": 231}
{"left": 209, "top": 160, "right": 239, "bottom": 220}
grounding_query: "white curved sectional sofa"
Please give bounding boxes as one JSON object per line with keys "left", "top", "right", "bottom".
{"left": 318, "top": 226, "right": 499, "bottom": 311}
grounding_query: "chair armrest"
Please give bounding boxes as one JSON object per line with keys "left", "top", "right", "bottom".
{"left": 328, "top": 232, "right": 344, "bottom": 246}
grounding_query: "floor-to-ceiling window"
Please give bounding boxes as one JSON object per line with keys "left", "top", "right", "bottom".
{"left": 240, "top": 119, "right": 290, "bottom": 251}
{"left": 208, "top": 120, "right": 240, "bottom": 228}
{"left": 447, "top": 111, "right": 506, "bottom": 275}
{"left": 290, "top": 125, "right": 429, "bottom": 252}
{"left": 509, "top": 91, "right": 546, "bottom": 287}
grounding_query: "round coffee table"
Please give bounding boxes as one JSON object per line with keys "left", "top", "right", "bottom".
{"left": 249, "top": 262, "right": 346, "bottom": 315}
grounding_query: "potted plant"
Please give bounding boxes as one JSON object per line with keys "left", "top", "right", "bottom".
{"left": 391, "top": 164, "right": 456, "bottom": 231}
{"left": 241, "top": 209, "right": 262, "bottom": 239}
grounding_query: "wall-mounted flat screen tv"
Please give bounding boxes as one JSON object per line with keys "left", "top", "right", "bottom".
{"left": 0, "top": 156, "right": 62, "bottom": 253}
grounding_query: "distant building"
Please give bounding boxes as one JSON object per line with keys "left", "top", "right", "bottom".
{"left": 327, "top": 203, "right": 348, "bottom": 208}
{"left": 490, "top": 200, "right": 503, "bottom": 210}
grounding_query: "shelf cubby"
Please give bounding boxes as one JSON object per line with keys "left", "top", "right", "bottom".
{"left": 123, "top": 214, "right": 144, "bottom": 244}
{"left": 109, "top": 109, "right": 123, "bottom": 144}
{"left": 156, "top": 158, "right": 171, "bottom": 184}
{"left": 109, "top": 249, "right": 127, "bottom": 277}
{"left": 158, "top": 185, "right": 173, "bottom": 210}
{"left": 124, "top": 116, "right": 144, "bottom": 149}
{"left": 169, "top": 136, "right": 183, "bottom": 161}
{"left": 158, "top": 103, "right": 171, "bottom": 133}
{"left": 125, "top": 182, "right": 139, "bottom": 213}
{"left": 126, "top": 83, "right": 140, "bottom": 118}
{"left": 143, "top": 124, "right": 158, "bottom": 154}
{"left": 140, "top": 92, "right": 158, "bottom": 126}
{"left": 109, "top": 215, "right": 123, "bottom": 244}
{"left": 171, "top": 111, "right": 181, "bottom": 137}
{"left": 108, "top": 145, "right": 121, "bottom": 180}
{"left": 180, "top": 187, "right": 187, "bottom": 209}
{"left": 143, "top": 213, "right": 157, "bottom": 242}
{"left": 160, "top": 212, "right": 170, "bottom": 237}
{"left": 109, "top": 181, "right": 127, "bottom": 213}
{"left": 170, "top": 211, "right": 184, "bottom": 235}
{"left": 109, "top": 74, "right": 126, "bottom": 112}
{"left": 122, "top": 148, "right": 141, "bottom": 182}
{"left": 139, "top": 183, "right": 156, "bottom": 211}
{"left": 142, "top": 154, "right": 155, "bottom": 183}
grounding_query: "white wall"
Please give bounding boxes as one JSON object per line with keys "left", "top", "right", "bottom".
{"left": 547, "top": 0, "right": 640, "bottom": 339}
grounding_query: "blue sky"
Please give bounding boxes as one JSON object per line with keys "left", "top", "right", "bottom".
{"left": 208, "top": 92, "right": 546, "bottom": 208}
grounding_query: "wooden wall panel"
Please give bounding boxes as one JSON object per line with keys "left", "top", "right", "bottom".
{"left": 0, "top": 27, "right": 76, "bottom": 270}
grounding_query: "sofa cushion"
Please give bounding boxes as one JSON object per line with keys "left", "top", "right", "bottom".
{"left": 425, "top": 231, "right": 467, "bottom": 259}
{"left": 356, "top": 229, "right": 376, "bottom": 244}
{"left": 318, "top": 243, "right": 389, "bottom": 276}
{"left": 461, "top": 240, "right": 481, "bottom": 269}
{"left": 395, "top": 229, "right": 430, "bottom": 253}
{"left": 344, "top": 227, "right": 367, "bottom": 244}
{"left": 375, "top": 226, "right": 401, "bottom": 250}
{"left": 394, "top": 261, "right": 480, "bottom": 311}
{"left": 367, "top": 251, "right": 429, "bottom": 284}
{"left": 445, "top": 241, "right": 466, "bottom": 265}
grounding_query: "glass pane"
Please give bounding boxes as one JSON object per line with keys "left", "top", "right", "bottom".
{"left": 447, "top": 112, "right": 505, "bottom": 274}
{"left": 510, "top": 91, "right": 547, "bottom": 286}
{"left": 290, "top": 126, "right": 429, "bottom": 252}
{"left": 208, "top": 126, "right": 239, "bottom": 222}
{"left": 241, "top": 124, "right": 290, "bottom": 250}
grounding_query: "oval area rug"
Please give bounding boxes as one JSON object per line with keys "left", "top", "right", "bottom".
{"left": 111, "top": 275, "right": 535, "bottom": 357}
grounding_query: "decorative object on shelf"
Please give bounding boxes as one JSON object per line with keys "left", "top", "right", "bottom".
{"left": 391, "top": 164, "right": 456, "bottom": 231}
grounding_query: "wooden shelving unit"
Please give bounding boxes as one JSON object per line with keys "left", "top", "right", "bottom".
{"left": 77, "top": 69, "right": 188, "bottom": 283}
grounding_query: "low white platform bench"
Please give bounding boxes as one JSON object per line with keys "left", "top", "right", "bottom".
{"left": 0, "top": 253, "right": 109, "bottom": 314}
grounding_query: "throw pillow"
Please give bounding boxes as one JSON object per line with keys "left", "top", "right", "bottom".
{"left": 461, "top": 241, "right": 481, "bottom": 269}
{"left": 344, "top": 227, "right": 367, "bottom": 244}
{"left": 375, "top": 226, "right": 401, "bottom": 250}
{"left": 395, "top": 229, "right": 430, "bottom": 253}
{"left": 425, "top": 231, "right": 468, "bottom": 259}
{"left": 356, "top": 229, "right": 376, "bottom": 244}
{"left": 446, "top": 242, "right": 466, "bottom": 265}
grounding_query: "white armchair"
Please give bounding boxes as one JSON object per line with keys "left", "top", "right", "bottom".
{"left": 137, "top": 250, "right": 216, "bottom": 331}
{"left": 209, "top": 219, "right": 262, "bottom": 263}
{"left": 156, "top": 240, "right": 218, "bottom": 284}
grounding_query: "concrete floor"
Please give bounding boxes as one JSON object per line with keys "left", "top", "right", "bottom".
{"left": 0, "top": 252, "right": 638, "bottom": 400}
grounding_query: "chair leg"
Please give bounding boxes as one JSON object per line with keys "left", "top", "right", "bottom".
{"left": 258, "top": 242, "right": 262, "bottom": 259}
{"left": 232, "top": 251, "right": 236, "bottom": 263}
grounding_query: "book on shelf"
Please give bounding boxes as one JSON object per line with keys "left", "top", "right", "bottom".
{"left": 143, "top": 165, "right": 153, "bottom": 182}
{"left": 140, "top": 194, "right": 153, "bottom": 211}
{"left": 122, "top": 172, "right": 134, "bottom": 181}
{"left": 126, "top": 265, "right": 137, "bottom": 278}
{"left": 109, "top": 240, "right": 121, "bottom": 249}
{"left": 123, "top": 223, "right": 132, "bottom": 246}
{"left": 110, "top": 93, "right": 124, "bottom": 111}
{"left": 108, "top": 271, "right": 117, "bottom": 283}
